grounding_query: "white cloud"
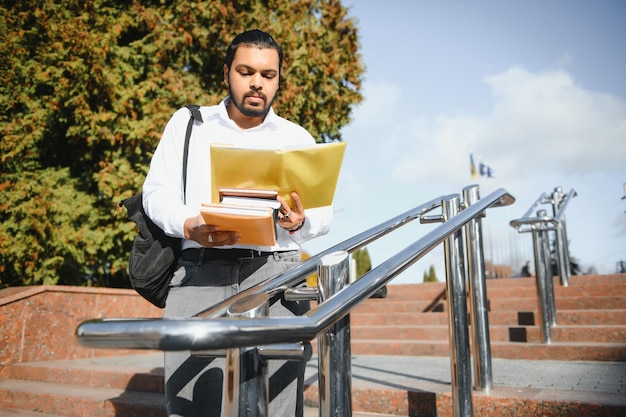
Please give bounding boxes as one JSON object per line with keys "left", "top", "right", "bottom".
{"left": 481, "top": 67, "right": 626, "bottom": 176}
{"left": 308, "top": 67, "right": 626, "bottom": 280}
{"left": 390, "top": 66, "right": 626, "bottom": 185}
{"left": 391, "top": 114, "right": 483, "bottom": 184}
{"left": 349, "top": 80, "right": 402, "bottom": 129}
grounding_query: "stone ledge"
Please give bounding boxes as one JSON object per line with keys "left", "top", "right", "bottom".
{"left": 0, "top": 286, "right": 161, "bottom": 378}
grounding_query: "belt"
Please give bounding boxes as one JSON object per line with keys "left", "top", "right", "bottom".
{"left": 181, "top": 248, "right": 279, "bottom": 264}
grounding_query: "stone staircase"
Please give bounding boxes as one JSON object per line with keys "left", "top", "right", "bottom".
{"left": 0, "top": 274, "right": 624, "bottom": 416}
{"left": 0, "top": 355, "right": 166, "bottom": 417}
{"left": 349, "top": 274, "right": 626, "bottom": 361}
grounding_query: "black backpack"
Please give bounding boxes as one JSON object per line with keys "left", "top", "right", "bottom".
{"left": 119, "top": 104, "right": 202, "bottom": 307}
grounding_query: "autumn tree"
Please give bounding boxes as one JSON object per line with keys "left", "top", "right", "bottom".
{"left": 423, "top": 265, "right": 438, "bottom": 282}
{"left": 0, "top": 0, "right": 363, "bottom": 288}
{"left": 352, "top": 247, "right": 371, "bottom": 279}
{"left": 352, "top": 247, "right": 386, "bottom": 297}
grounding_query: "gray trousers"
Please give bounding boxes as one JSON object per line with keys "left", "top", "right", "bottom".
{"left": 164, "top": 250, "right": 309, "bottom": 417}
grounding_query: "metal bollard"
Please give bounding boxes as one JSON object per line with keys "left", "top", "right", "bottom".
{"left": 442, "top": 195, "right": 474, "bottom": 417}
{"left": 463, "top": 185, "right": 493, "bottom": 393}
{"left": 225, "top": 292, "right": 270, "bottom": 417}
{"left": 317, "top": 251, "right": 352, "bottom": 417}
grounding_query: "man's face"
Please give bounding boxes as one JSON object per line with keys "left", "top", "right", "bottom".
{"left": 224, "top": 45, "right": 280, "bottom": 120}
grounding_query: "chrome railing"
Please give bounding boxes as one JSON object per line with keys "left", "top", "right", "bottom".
{"left": 509, "top": 186, "right": 577, "bottom": 343}
{"left": 76, "top": 185, "right": 515, "bottom": 417}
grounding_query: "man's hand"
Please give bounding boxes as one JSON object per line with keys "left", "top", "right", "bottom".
{"left": 277, "top": 192, "right": 306, "bottom": 232}
{"left": 184, "top": 215, "right": 240, "bottom": 247}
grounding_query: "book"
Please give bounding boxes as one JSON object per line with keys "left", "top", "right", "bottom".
{"left": 199, "top": 203, "right": 277, "bottom": 247}
{"left": 210, "top": 142, "right": 346, "bottom": 209}
{"left": 218, "top": 188, "right": 281, "bottom": 210}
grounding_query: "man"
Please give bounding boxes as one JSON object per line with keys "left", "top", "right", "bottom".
{"left": 142, "top": 29, "right": 333, "bottom": 417}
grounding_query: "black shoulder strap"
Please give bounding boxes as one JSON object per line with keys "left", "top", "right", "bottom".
{"left": 182, "top": 104, "right": 203, "bottom": 204}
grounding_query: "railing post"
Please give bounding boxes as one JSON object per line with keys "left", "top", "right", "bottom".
{"left": 225, "top": 292, "right": 270, "bottom": 417}
{"left": 532, "top": 211, "right": 553, "bottom": 343}
{"left": 542, "top": 220, "right": 558, "bottom": 329}
{"left": 551, "top": 187, "right": 570, "bottom": 286}
{"left": 317, "top": 251, "right": 352, "bottom": 417}
{"left": 554, "top": 220, "right": 570, "bottom": 286}
{"left": 538, "top": 209, "right": 558, "bottom": 328}
{"left": 463, "top": 185, "right": 493, "bottom": 393}
{"left": 442, "top": 195, "right": 474, "bottom": 417}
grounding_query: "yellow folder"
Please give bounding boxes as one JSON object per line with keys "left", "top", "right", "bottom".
{"left": 210, "top": 142, "right": 346, "bottom": 209}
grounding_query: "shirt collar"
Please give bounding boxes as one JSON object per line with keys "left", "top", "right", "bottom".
{"left": 216, "top": 97, "right": 279, "bottom": 131}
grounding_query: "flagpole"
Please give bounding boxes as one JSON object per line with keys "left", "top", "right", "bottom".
{"left": 470, "top": 152, "right": 497, "bottom": 278}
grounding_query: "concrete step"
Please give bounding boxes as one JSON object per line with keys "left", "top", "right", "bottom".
{"left": 0, "top": 409, "right": 67, "bottom": 417}
{"left": 486, "top": 274, "right": 626, "bottom": 288}
{"left": 489, "top": 295, "right": 626, "bottom": 311}
{"left": 353, "top": 325, "right": 449, "bottom": 341}
{"left": 490, "top": 341, "right": 626, "bottom": 361}
{"left": 501, "top": 324, "right": 626, "bottom": 343}
{"left": 557, "top": 309, "right": 626, "bottom": 325}
{"left": 0, "top": 379, "right": 166, "bottom": 417}
{"left": 0, "top": 357, "right": 414, "bottom": 417}
{"left": 379, "top": 275, "right": 626, "bottom": 301}
{"left": 383, "top": 282, "right": 446, "bottom": 299}
{"left": 351, "top": 311, "right": 449, "bottom": 326}
{"left": 484, "top": 284, "right": 626, "bottom": 299}
{"left": 488, "top": 309, "right": 626, "bottom": 326}
{"left": 5, "top": 354, "right": 625, "bottom": 417}
{"left": 351, "top": 309, "right": 626, "bottom": 327}
{"left": 7, "top": 356, "right": 164, "bottom": 393}
{"left": 349, "top": 339, "right": 626, "bottom": 361}
{"left": 354, "top": 294, "right": 626, "bottom": 313}
{"left": 352, "top": 323, "right": 626, "bottom": 344}
{"left": 353, "top": 299, "right": 444, "bottom": 314}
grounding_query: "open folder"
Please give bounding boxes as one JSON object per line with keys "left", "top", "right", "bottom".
{"left": 210, "top": 142, "right": 346, "bottom": 209}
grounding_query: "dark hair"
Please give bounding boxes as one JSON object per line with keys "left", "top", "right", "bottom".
{"left": 224, "top": 29, "right": 284, "bottom": 70}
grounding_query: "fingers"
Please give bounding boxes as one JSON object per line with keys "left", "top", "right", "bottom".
{"left": 277, "top": 193, "right": 303, "bottom": 214}
{"left": 290, "top": 191, "right": 303, "bottom": 212}
{"left": 276, "top": 192, "right": 305, "bottom": 231}
{"left": 194, "top": 219, "right": 239, "bottom": 247}
{"left": 204, "top": 230, "right": 240, "bottom": 247}
{"left": 276, "top": 196, "right": 290, "bottom": 215}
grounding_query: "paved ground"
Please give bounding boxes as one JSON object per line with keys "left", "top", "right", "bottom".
{"left": 305, "top": 354, "right": 626, "bottom": 394}
{"left": 302, "top": 354, "right": 626, "bottom": 416}
{"left": 100, "top": 352, "right": 626, "bottom": 395}
{"left": 72, "top": 352, "right": 626, "bottom": 416}
{"left": 4, "top": 347, "right": 625, "bottom": 416}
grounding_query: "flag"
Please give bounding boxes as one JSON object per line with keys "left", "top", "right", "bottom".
{"left": 479, "top": 162, "right": 495, "bottom": 178}
{"left": 470, "top": 153, "right": 478, "bottom": 179}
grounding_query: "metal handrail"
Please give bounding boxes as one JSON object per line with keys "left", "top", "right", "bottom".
{"left": 509, "top": 187, "right": 577, "bottom": 343}
{"left": 509, "top": 188, "right": 577, "bottom": 231}
{"left": 76, "top": 189, "right": 513, "bottom": 350}
{"left": 76, "top": 186, "right": 515, "bottom": 417}
{"left": 554, "top": 188, "right": 577, "bottom": 223}
{"left": 194, "top": 196, "right": 441, "bottom": 319}
{"left": 75, "top": 196, "right": 442, "bottom": 349}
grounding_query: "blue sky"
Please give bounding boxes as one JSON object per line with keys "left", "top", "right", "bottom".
{"left": 301, "top": 0, "right": 626, "bottom": 283}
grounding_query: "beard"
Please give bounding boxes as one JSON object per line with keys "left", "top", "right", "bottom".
{"left": 228, "top": 86, "right": 276, "bottom": 118}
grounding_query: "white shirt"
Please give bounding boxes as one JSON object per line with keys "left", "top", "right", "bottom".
{"left": 142, "top": 99, "right": 333, "bottom": 252}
